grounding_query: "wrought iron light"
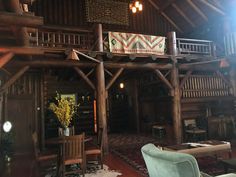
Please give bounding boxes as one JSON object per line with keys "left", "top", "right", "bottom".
{"left": 129, "top": 1, "right": 143, "bottom": 13}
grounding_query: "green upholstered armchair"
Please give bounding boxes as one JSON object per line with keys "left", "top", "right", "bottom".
{"left": 141, "top": 143, "right": 236, "bottom": 177}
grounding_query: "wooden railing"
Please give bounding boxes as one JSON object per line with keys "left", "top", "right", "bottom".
{"left": 30, "top": 27, "right": 94, "bottom": 50}
{"left": 176, "top": 38, "right": 214, "bottom": 56}
{"left": 182, "top": 76, "right": 231, "bottom": 98}
{"left": 30, "top": 28, "right": 215, "bottom": 57}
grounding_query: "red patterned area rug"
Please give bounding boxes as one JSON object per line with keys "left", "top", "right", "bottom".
{"left": 111, "top": 143, "right": 229, "bottom": 176}
{"left": 109, "top": 134, "right": 236, "bottom": 176}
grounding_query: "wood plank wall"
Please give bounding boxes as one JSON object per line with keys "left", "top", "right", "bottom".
{"left": 32, "top": 0, "right": 175, "bottom": 36}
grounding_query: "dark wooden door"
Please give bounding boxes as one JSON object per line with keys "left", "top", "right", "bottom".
{"left": 7, "top": 97, "right": 34, "bottom": 154}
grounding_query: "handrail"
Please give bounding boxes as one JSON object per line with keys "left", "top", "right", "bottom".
{"left": 31, "top": 27, "right": 94, "bottom": 50}
{"left": 29, "top": 28, "right": 215, "bottom": 57}
{"left": 176, "top": 38, "right": 213, "bottom": 56}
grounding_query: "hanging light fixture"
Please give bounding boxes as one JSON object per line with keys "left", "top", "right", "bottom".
{"left": 129, "top": 1, "right": 143, "bottom": 13}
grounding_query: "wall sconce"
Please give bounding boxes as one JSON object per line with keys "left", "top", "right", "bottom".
{"left": 119, "top": 82, "right": 125, "bottom": 89}
{"left": 3, "top": 121, "right": 12, "bottom": 133}
{"left": 129, "top": 1, "right": 143, "bottom": 13}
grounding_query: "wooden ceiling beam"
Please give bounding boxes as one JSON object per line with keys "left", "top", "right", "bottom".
{"left": 186, "top": 0, "right": 208, "bottom": 22}
{"left": 0, "top": 52, "right": 14, "bottom": 68}
{"left": 172, "top": 3, "right": 195, "bottom": 27}
{"left": 10, "top": 60, "right": 96, "bottom": 68}
{"left": 148, "top": 0, "right": 183, "bottom": 33}
{"left": 0, "top": 11, "right": 43, "bottom": 28}
{"left": 0, "top": 47, "right": 44, "bottom": 55}
{"left": 198, "top": 0, "right": 225, "bottom": 16}
{"left": 105, "top": 62, "right": 173, "bottom": 70}
{"left": 159, "top": 0, "right": 177, "bottom": 12}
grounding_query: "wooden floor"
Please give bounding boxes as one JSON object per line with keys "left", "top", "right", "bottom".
{"left": 0, "top": 153, "right": 143, "bottom": 177}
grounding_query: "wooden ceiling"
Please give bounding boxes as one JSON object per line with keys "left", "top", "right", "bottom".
{"left": 146, "top": 0, "right": 229, "bottom": 34}
{"left": 0, "top": 0, "right": 234, "bottom": 46}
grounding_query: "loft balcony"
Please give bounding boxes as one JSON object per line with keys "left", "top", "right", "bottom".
{"left": 26, "top": 26, "right": 216, "bottom": 60}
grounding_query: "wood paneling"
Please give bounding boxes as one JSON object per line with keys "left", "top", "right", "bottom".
{"left": 32, "top": 0, "right": 175, "bottom": 36}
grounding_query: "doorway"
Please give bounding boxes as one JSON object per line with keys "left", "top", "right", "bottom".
{"left": 7, "top": 97, "right": 35, "bottom": 154}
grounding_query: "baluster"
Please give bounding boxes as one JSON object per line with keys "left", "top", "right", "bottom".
{"left": 68, "top": 34, "right": 71, "bottom": 46}
{"left": 52, "top": 33, "right": 56, "bottom": 47}
{"left": 42, "top": 32, "right": 45, "bottom": 46}
{"left": 63, "top": 33, "right": 66, "bottom": 45}
{"left": 47, "top": 32, "right": 50, "bottom": 46}
{"left": 73, "top": 34, "right": 76, "bottom": 45}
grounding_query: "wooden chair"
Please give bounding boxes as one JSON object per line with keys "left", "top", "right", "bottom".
{"left": 32, "top": 132, "right": 58, "bottom": 176}
{"left": 58, "top": 126, "right": 75, "bottom": 136}
{"left": 61, "top": 133, "right": 86, "bottom": 177}
{"left": 85, "top": 128, "right": 103, "bottom": 169}
{"left": 183, "top": 118, "right": 207, "bottom": 142}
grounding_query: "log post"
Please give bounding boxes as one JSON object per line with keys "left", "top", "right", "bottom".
{"left": 96, "top": 62, "right": 108, "bottom": 153}
{"left": 40, "top": 71, "right": 45, "bottom": 150}
{"left": 4, "top": 0, "right": 30, "bottom": 46}
{"left": 168, "top": 31, "right": 181, "bottom": 143}
{"left": 134, "top": 79, "right": 140, "bottom": 133}
{"left": 171, "top": 57, "right": 182, "bottom": 144}
{"left": 167, "top": 31, "right": 178, "bottom": 56}
{"left": 95, "top": 24, "right": 108, "bottom": 153}
{"left": 0, "top": 93, "right": 3, "bottom": 139}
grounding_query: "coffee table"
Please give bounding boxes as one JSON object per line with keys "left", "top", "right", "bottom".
{"left": 164, "top": 140, "right": 232, "bottom": 158}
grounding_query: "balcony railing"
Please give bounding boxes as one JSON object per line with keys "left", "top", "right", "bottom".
{"left": 176, "top": 38, "right": 213, "bottom": 56}
{"left": 30, "top": 27, "right": 215, "bottom": 57}
{"left": 30, "top": 27, "right": 94, "bottom": 51}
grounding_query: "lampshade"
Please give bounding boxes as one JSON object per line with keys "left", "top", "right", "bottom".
{"left": 219, "top": 59, "right": 229, "bottom": 68}
{"left": 66, "top": 49, "right": 80, "bottom": 60}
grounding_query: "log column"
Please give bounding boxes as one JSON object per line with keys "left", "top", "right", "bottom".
{"left": 0, "top": 93, "right": 3, "bottom": 139}
{"left": 168, "top": 31, "right": 182, "bottom": 143}
{"left": 95, "top": 24, "right": 108, "bottom": 153}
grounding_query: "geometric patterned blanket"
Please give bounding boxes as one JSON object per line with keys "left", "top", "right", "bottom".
{"left": 108, "top": 32, "right": 165, "bottom": 55}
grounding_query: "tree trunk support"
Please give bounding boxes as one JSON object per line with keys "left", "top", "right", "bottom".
{"left": 74, "top": 67, "right": 96, "bottom": 90}
{"left": 171, "top": 57, "right": 182, "bottom": 144}
{"left": 95, "top": 24, "right": 108, "bottom": 153}
{"left": 0, "top": 52, "right": 14, "bottom": 68}
{"left": 154, "top": 69, "right": 173, "bottom": 90}
{"left": 105, "top": 68, "right": 124, "bottom": 90}
{"left": 0, "top": 65, "right": 30, "bottom": 94}
{"left": 180, "top": 70, "right": 192, "bottom": 89}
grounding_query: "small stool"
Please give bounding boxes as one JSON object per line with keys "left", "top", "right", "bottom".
{"left": 152, "top": 125, "right": 166, "bottom": 139}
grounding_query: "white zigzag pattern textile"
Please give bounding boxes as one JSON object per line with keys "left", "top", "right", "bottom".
{"left": 108, "top": 32, "right": 165, "bottom": 55}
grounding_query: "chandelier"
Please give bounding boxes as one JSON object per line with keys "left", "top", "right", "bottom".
{"left": 129, "top": 1, "right": 143, "bottom": 13}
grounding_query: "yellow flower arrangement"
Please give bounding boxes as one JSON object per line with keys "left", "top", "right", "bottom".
{"left": 49, "top": 94, "right": 78, "bottom": 128}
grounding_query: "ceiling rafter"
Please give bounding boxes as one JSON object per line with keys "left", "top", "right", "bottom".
{"left": 148, "top": 0, "right": 183, "bottom": 33}
{"left": 198, "top": 0, "right": 225, "bottom": 16}
{"left": 171, "top": 3, "right": 195, "bottom": 28}
{"left": 159, "top": 0, "right": 177, "bottom": 12}
{"left": 186, "top": 0, "right": 208, "bottom": 22}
